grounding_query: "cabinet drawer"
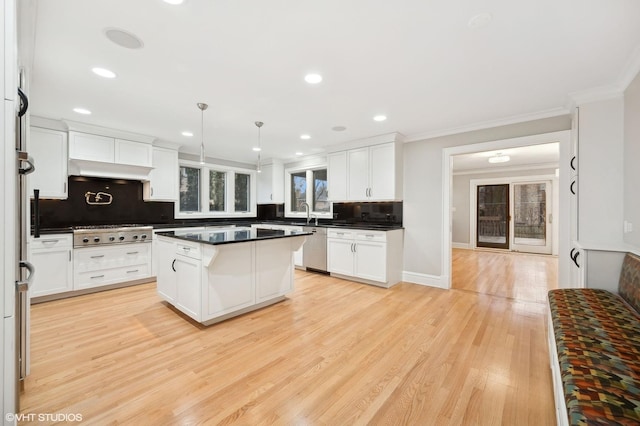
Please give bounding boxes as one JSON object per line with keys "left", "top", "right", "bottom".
{"left": 75, "top": 263, "right": 151, "bottom": 289}
{"left": 327, "top": 229, "right": 355, "bottom": 239}
{"left": 355, "top": 231, "right": 386, "bottom": 242}
{"left": 75, "top": 243, "right": 151, "bottom": 272}
{"left": 30, "top": 234, "right": 73, "bottom": 250}
{"left": 176, "top": 242, "right": 201, "bottom": 260}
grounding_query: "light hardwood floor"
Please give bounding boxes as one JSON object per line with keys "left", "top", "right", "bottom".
{"left": 21, "top": 260, "right": 556, "bottom": 425}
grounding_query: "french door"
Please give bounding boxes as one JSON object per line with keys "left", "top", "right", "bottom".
{"left": 475, "top": 181, "right": 552, "bottom": 254}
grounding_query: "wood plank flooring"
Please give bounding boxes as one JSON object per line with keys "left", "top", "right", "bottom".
{"left": 20, "top": 259, "right": 556, "bottom": 425}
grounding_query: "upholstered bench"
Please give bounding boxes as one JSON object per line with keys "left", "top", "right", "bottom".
{"left": 548, "top": 252, "right": 640, "bottom": 425}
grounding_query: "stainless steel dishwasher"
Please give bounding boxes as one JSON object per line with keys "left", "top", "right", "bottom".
{"left": 302, "top": 226, "right": 327, "bottom": 272}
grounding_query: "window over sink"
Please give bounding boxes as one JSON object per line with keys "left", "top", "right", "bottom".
{"left": 285, "top": 165, "right": 332, "bottom": 219}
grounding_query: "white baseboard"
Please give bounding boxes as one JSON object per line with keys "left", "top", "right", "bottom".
{"left": 452, "top": 242, "right": 472, "bottom": 249}
{"left": 402, "top": 271, "right": 449, "bottom": 289}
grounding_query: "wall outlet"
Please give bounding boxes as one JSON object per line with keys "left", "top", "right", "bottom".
{"left": 624, "top": 220, "right": 633, "bottom": 233}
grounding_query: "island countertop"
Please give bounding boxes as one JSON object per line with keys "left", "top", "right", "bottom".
{"left": 156, "top": 227, "right": 311, "bottom": 246}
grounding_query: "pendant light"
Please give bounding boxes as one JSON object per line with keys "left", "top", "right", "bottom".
{"left": 197, "top": 102, "right": 208, "bottom": 164}
{"left": 255, "top": 121, "right": 264, "bottom": 173}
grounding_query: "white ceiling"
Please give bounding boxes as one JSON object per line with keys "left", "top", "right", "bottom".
{"left": 452, "top": 142, "right": 559, "bottom": 172}
{"left": 25, "top": 0, "right": 640, "bottom": 165}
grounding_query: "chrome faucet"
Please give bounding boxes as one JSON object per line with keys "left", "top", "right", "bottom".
{"left": 311, "top": 214, "right": 318, "bottom": 226}
{"left": 302, "top": 202, "right": 310, "bottom": 224}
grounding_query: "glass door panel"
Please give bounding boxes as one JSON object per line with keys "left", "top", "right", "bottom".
{"left": 511, "top": 181, "right": 552, "bottom": 254}
{"left": 477, "top": 184, "right": 509, "bottom": 249}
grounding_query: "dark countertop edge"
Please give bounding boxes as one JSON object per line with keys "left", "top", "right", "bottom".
{"left": 156, "top": 230, "right": 312, "bottom": 246}
{"left": 32, "top": 221, "right": 403, "bottom": 235}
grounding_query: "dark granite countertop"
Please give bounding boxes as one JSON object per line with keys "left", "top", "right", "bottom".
{"left": 156, "top": 227, "right": 311, "bottom": 246}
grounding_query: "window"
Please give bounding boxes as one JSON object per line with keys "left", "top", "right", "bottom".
{"left": 291, "top": 171, "right": 307, "bottom": 212}
{"left": 209, "top": 170, "right": 226, "bottom": 212}
{"left": 234, "top": 173, "right": 250, "bottom": 212}
{"left": 177, "top": 161, "right": 256, "bottom": 218}
{"left": 179, "top": 166, "right": 200, "bottom": 212}
{"left": 285, "top": 166, "right": 332, "bottom": 218}
{"left": 312, "top": 169, "right": 329, "bottom": 212}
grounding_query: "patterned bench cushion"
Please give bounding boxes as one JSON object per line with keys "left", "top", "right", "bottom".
{"left": 619, "top": 253, "right": 640, "bottom": 314}
{"left": 548, "top": 288, "right": 640, "bottom": 425}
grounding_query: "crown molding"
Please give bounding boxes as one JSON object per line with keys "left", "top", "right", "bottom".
{"left": 404, "top": 107, "right": 568, "bottom": 143}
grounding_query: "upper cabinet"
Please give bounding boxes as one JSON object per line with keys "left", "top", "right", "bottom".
{"left": 28, "top": 127, "right": 68, "bottom": 199}
{"left": 68, "top": 131, "right": 153, "bottom": 180}
{"left": 328, "top": 140, "right": 403, "bottom": 202}
{"left": 257, "top": 160, "right": 284, "bottom": 204}
{"left": 143, "top": 146, "right": 178, "bottom": 201}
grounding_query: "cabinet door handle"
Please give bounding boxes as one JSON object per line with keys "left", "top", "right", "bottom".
{"left": 570, "top": 180, "right": 576, "bottom": 195}
{"left": 353, "top": 243, "right": 357, "bottom": 253}
{"left": 69, "top": 250, "right": 71, "bottom": 262}
{"left": 270, "top": 194, "right": 273, "bottom": 200}
{"left": 182, "top": 247, "right": 191, "bottom": 252}
{"left": 126, "top": 269, "right": 139, "bottom": 274}
{"left": 151, "top": 187, "right": 154, "bottom": 196}
{"left": 126, "top": 251, "right": 139, "bottom": 255}
{"left": 570, "top": 249, "right": 580, "bottom": 268}
{"left": 90, "top": 275, "right": 105, "bottom": 279}
{"left": 41, "top": 239, "right": 60, "bottom": 244}
{"left": 171, "top": 259, "right": 176, "bottom": 272}
{"left": 90, "top": 255, "right": 104, "bottom": 259}
{"left": 365, "top": 234, "right": 374, "bottom": 238}
{"left": 570, "top": 156, "right": 576, "bottom": 171}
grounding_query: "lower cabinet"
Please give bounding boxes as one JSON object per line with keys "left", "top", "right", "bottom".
{"left": 251, "top": 224, "right": 304, "bottom": 268}
{"left": 327, "top": 229, "right": 403, "bottom": 288}
{"left": 28, "top": 234, "right": 73, "bottom": 297}
{"left": 156, "top": 237, "right": 177, "bottom": 302}
{"left": 74, "top": 243, "right": 152, "bottom": 290}
{"left": 174, "top": 253, "right": 201, "bottom": 321}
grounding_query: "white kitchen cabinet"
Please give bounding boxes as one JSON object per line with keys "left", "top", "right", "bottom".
{"left": 69, "top": 132, "right": 114, "bottom": 163}
{"left": 329, "top": 141, "right": 402, "bottom": 202}
{"left": 250, "top": 224, "right": 304, "bottom": 268}
{"left": 327, "top": 151, "right": 347, "bottom": 201}
{"left": 28, "top": 234, "right": 73, "bottom": 298}
{"left": 144, "top": 147, "right": 179, "bottom": 201}
{"left": 203, "top": 242, "right": 255, "bottom": 318}
{"left": 115, "top": 139, "right": 152, "bottom": 167}
{"left": 155, "top": 237, "right": 177, "bottom": 302}
{"left": 327, "top": 228, "right": 403, "bottom": 288}
{"left": 74, "top": 243, "right": 151, "bottom": 290}
{"left": 28, "top": 127, "right": 68, "bottom": 199}
{"left": 174, "top": 250, "right": 201, "bottom": 321}
{"left": 255, "top": 238, "right": 294, "bottom": 302}
{"left": 257, "top": 160, "right": 284, "bottom": 204}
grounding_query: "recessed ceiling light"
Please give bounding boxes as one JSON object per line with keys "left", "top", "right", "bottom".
{"left": 181, "top": 131, "right": 193, "bottom": 137}
{"left": 163, "top": 0, "right": 185, "bottom": 4}
{"left": 332, "top": 126, "right": 347, "bottom": 132}
{"left": 91, "top": 67, "right": 117, "bottom": 79}
{"left": 253, "top": 147, "right": 261, "bottom": 152}
{"left": 73, "top": 107, "right": 92, "bottom": 115}
{"left": 295, "top": 152, "right": 303, "bottom": 156}
{"left": 304, "top": 73, "right": 322, "bottom": 84}
{"left": 468, "top": 12, "right": 492, "bottom": 29}
{"left": 373, "top": 115, "right": 387, "bottom": 122}
{"left": 300, "top": 134, "right": 311, "bottom": 140}
{"left": 104, "top": 28, "right": 144, "bottom": 49}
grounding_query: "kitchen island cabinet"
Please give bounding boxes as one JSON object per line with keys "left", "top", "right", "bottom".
{"left": 156, "top": 227, "right": 308, "bottom": 325}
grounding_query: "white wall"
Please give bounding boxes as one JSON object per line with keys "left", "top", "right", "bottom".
{"left": 452, "top": 168, "right": 558, "bottom": 246}
{"left": 624, "top": 71, "right": 640, "bottom": 249}
{"left": 402, "top": 116, "right": 571, "bottom": 280}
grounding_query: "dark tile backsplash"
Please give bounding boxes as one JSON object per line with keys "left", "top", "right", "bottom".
{"left": 331, "top": 201, "right": 402, "bottom": 225}
{"left": 32, "top": 176, "right": 176, "bottom": 229}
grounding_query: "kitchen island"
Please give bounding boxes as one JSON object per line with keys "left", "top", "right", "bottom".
{"left": 155, "top": 227, "right": 309, "bottom": 325}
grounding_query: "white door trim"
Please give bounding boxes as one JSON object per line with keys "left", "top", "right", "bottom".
{"left": 442, "top": 130, "right": 570, "bottom": 290}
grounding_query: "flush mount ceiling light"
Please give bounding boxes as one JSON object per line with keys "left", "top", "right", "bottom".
{"left": 468, "top": 12, "right": 492, "bottom": 29}
{"left": 373, "top": 115, "right": 387, "bottom": 122}
{"left": 255, "top": 121, "right": 264, "bottom": 173}
{"left": 252, "top": 147, "right": 261, "bottom": 152}
{"left": 197, "top": 102, "right": 208, "bottom": 164}
{"left": 304, "top": 73, "right": 322, "bottom": 84}
{"left": 73, "top": 107, "right": 91, "bottom": 115}
{"left": 104, "top": 28, "right": 144, "bottom": 49}
{"left": 300, "top": 134, "right": 311, "bottom": 140}
{"left": 295, "top": 152, "right": 303, "bottom": 156}
{"left": 91, "top": 67, "right": 117, "bottom": 79}
{"left": 332, "top": 126, "right": 347, "bottom": 132}
{"left": 181, "top": 131, "right": 193, "bottom": 137}
{"left": 163, "top": 0, "right": 185, "bottom": 4}
{"left": 488, "top": 152, "right": 510, "bottom": 163}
